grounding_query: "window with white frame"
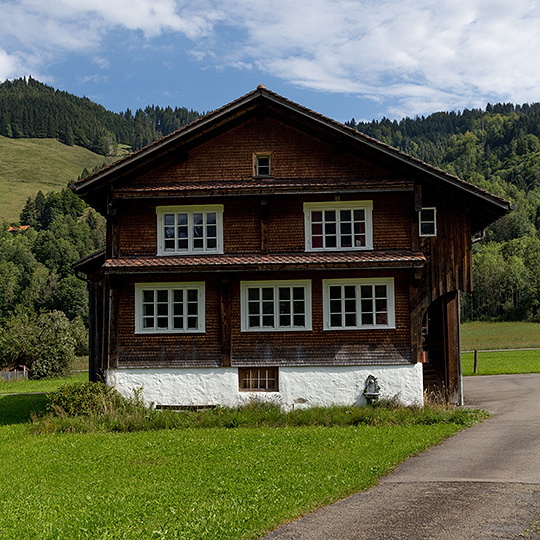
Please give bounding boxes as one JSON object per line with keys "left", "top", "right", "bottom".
{"left": 240, "top": 280, "right": 312, "bottom": 331}
{"left": 419, "top": 207, "right": 437, "bottom": 237}
{"left": 156, "top": 205, "right": 223, "bottom": 255}
{"left": 135, "top": 282, "right": 205, "bottom": 333}
{"left": 254, "top": 154, "right": 271, "bottom": 176}
{"left": 304, "top": 201, "right": 373, "bottom": 251}
{"left": 323, "top": 278, "right": 395, "bottom": 330}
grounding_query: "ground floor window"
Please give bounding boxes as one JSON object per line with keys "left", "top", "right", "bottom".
{"left": 322, "top": 278, "right": 395, "bottom": 330}
{"left": 240, "top": 280, "right": 312, "bottom": 331}
{"left": 135, "top": 282, "right": 205, "bottom": 333}
{"left": 239, "top": 367, "right": 279, "bottom": 391}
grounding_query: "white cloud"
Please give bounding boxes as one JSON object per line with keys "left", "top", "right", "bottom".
{"left": 1, "top": 0, "right": 540, "bottom": 118}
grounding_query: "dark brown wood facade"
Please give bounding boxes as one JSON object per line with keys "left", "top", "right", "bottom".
{"left": 74, "top": 87, "right": 511, "bottom": 403}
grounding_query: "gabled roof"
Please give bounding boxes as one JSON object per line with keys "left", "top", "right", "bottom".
{"left": 73, "top": 85, "right": 511, "bottom": 230}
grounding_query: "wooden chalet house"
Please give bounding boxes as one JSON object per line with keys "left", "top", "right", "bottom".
{"left": 74, "top": 86, "right": 510, "bottom": 408}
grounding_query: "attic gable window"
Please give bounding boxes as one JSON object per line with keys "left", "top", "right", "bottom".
{"left": 304, "top": 201, "right": 373, "bottom": 251}
{"left": 254, "top": 154, "right": 272, "bottom": 176}
{"left": 157, "top": 205, "right": 223, "bottom": 255}
{"left": 419, "top": 207, "right": 437, "bottom": 237}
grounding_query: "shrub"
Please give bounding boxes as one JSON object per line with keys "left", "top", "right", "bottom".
{"left": 48, "top": 381, "right": 122, "bottom": 416}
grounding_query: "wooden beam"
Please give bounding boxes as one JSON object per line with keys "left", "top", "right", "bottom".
{"left": 219, "top": 277, "right": 232, "bottom": 367}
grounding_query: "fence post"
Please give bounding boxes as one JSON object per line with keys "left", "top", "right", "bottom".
{"left": 474, "top": 350, "right": 479, "bottom": 374}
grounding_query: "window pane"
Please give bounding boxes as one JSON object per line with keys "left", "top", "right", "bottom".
{"left": 280, "top": 314, "right": 291, "bottom": 326}
{"left": 345, "top": 286, "right": 356, "bottom": 299}
{"left": 173, "top": 290, "right": 183, "bottom": 302}
{"left": 207, "top": 225, "right": 216, "bottom": 238}
{"left": 157, "top": 290, "right": 168, "bottom": 302}
{"left": 330, "top": 286, "right": 341, "bottom": 299}
{"left": 164, "top": 214, "right": 175, "bottom": 225}
{"left": 345, "top": 299, "right": 356, "bottom": 312}
{"left": 165, "top": 239, "right": 175, "bottom": 250}
{"left": 279, "top": 301, "right": 291, "bottom": 315}
{"left": 249, "top": 316, "right": 259, "bottom": 327}
{"left": 330, "top": 314, "right": 342, "bottom": 327}
{"left": 279, "top": 288, "right": 291, "bottom": 300}
{"left": 324, "top": 210, "right": 336, "bottom": 221}
{"left": 293, "top": 287, "right": 304, "bottom": 300}
{"left": 173, "top": 317, "right": 183, "bottom": 329}
{"left": 345, "top": 313, "right": 356, "bottom": 326}
{"left": 262, "top": 315, "right": 274, "bottom": 327}
{"left": 187, "top": 289, "right": 198, "bottom": 302}
{"left": 157, "top": 303, "right": 168, "bottom": 316}
{"left": 157, "top": 317, "right": 168, "bottom": 328}
{"left": 143, "top": 290, "right": 154, "bottom": 303}
{"left": 164, "top": 226, "right": 175, "bottom": 239}
{"left": 312, "top": 211, "right": 322, "bottom": 222}
{"left": 340, "top": 209, "right": 351, "bottom": 221}
{"left": 187, "top": 317, "right": 198, "bottom": 329}
{"left": 360, "top": 285, "right": 372, "bottom": 298}
{"left": 193, "top": 213, "right": 203, "bottom": 225}
{"left": 375, "top": 299, "right": 387, "bottom": 312}
{"left": 262, "top": 301, "right": 274, "bottom": 315}
{"left": 143, "top": 317, "right": 153, "bottom": 328}
{"left": 262, "top": 288, "right": 274, "bottom": 301}
{"left": 248, "top": 303, "right": 260, "bottom": 315}
{"left": 177, "top": 213, "right": 188, "bottom": 225}
{"left": 325, "top": 223, "right": 336, "bottom": 235}
{"left": 375, "top": 285, "right": 387, "bottom": 298}
{"left": 143, "top": 304, "right": 154, "bottom": 316}
{"left": 376, "top": 312, "right": 388, "bottom": 325}
{"left": 206, "top": 213, "right": 216, "bottom": 225}
{"left": 421, "top": 223, "right": 435, "bottom": 235}
{"left": 187, "top": 303, "right": 198, "bottom": 316}
{"left": 248, "top": 288, "right": 259, "bottom": 301}
{"left": 326, "top": 236, "right": 337, "bottom": 248}
{"left": 362, "top": 313, "right": 373, "bottom": 325}
{"left": 293, "top": 315, "right": 305, "bottom": 327}
{"left": 293, "top": 300, "right": 304, "bottom": 314}
{"left": 207, "top": 238, "right": 217, "bottom": 249}
{"left": 330, "top": 300, "right": 341, "bottom": 313}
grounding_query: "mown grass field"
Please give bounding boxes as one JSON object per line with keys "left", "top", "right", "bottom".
{"left": 461, "top": 321, "right": 540, "bottom": 376}
{"left": 0, "top": 136, "right": 122, "bottom": 222}
{"left": 0, "top": 376, "right": 482, "bottom": 540}
{"left": 461, "top": 321, "right": 540, "bottom": 350}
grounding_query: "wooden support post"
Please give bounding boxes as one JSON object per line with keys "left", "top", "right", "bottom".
{"left": 220, "top": 277, "right": 232, "bottom": 367}
{"left": 474, "top": 350, "right": 478, "bottom": 374}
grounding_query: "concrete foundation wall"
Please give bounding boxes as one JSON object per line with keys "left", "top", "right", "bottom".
{"left": 107, "top": 363, "right": 424, "bottom": 409}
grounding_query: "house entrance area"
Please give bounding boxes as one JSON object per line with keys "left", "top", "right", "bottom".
{"left": 422, "top": 291, "right": 462, "bottom": 405}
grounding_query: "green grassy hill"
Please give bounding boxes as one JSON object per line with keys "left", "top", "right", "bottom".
{"left": 0, "top": 136, "right": 122, "bottom": 222}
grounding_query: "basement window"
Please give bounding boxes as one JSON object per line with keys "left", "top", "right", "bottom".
{"left": 239, "top": 367, "right": 279, "bottom": 392}
{"left": 419, "top": 207, "right": 437, "bottom": 237}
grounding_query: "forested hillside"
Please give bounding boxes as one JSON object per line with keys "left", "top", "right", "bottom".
{"left": 0, "top": 77, "right": 201, "bottom": 154}
{"left": 350, "top": 106, "right": 540, "bottom": 321}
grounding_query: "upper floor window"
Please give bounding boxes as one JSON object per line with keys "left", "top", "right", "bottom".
{"left": 254, "top": 154, "right": 272, "bottom": 176}
{"left": 304, "top": 201, "right": 373, "bottom": 251}
{"left": 156, "top": 205, "right": 223, "bottom": 255}
{"left": 322, "top": 277, "right": 395, "bottom": 330}
{"left": 135, "top": 282, "right": 205, "bottom": 334}
{"left": 240, "top": 280, "right": 312, "bottom": 332}
{"left": 419, "top": 207, "right": 437, "bottom": 237}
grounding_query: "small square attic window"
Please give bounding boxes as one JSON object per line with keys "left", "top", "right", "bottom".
{"left": 419, "top": 207, "right": 437, "bottom": 237}
{"left": 254, "top": 154, "right": 271, "bottom": 176}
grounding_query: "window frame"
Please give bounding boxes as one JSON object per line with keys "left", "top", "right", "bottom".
{"left": 322, "top": 277, "right": 395, "bottom": 330}
{"left": 156, "top": 205, "right": 224, "bottom": 256}
{"left": 238, "top": 367, "right": 279, "bottom": 392}
{"left": 253, "top": 153, "right": 272, "bottom": 177}
{"left": 303, "top": 200, "right": 374, "bottom": 251}
{"left": 240, "top": 280, "right": 312, "bottom": 332}
{"left": 419, "top": 207, "right": 437, "bottom": 237}
{"left": 135, "top": 282, "right": 205, "bottom": 334}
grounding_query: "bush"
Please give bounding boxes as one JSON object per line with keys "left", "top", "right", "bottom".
{"left": 48, "top": 382, "right": 121, "bottom": 416}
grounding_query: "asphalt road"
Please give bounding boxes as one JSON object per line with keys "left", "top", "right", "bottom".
{"left": 264, "top": 374, "right": 540, "bottom": 540}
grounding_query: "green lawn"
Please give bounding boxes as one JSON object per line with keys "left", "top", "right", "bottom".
{"left": 461, "top": 321, "right": 540, "bottom": 350}
{"left": 462, "top": 349, "right": 540, "bottom": 376}
{"left": 460, "top": 321, "right": 540, "bottom": 376}
{"left": 0, "top": 391, "right": 479, "bottom": 540}
{"left": 0, "top": 371, "right": 88, "bottom": 395}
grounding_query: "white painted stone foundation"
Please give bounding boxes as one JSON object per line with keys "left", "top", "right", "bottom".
{"left": 107, "top": 363, "right": 424, "bottom": 409}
